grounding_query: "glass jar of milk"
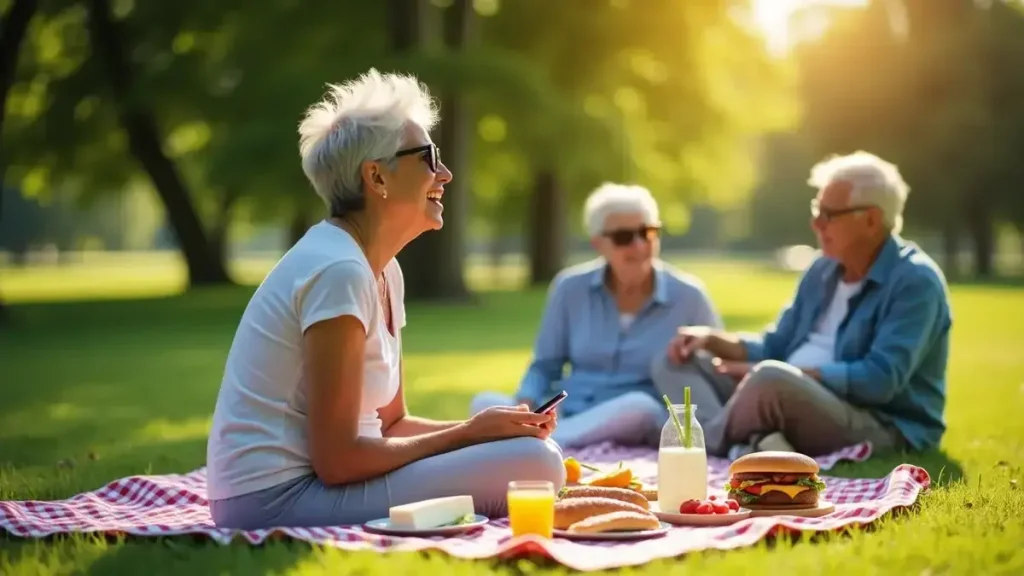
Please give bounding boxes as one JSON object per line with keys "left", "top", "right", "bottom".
{"left": 657, "top": 404, "right": 707, "bottom": 514}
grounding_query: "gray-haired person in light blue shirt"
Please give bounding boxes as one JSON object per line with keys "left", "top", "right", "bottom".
{"left": 470, "top": 183, "right": 723, "bottom": 448}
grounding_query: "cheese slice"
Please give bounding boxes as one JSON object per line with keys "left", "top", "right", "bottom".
{"left": 389, "top": 495, "right": 475, "bottom": 530}
{"left": 759, "top": 484, "right": 810, "bottom": 499}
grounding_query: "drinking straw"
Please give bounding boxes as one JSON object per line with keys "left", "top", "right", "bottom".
{"left": 683, "top": 386, "right": 692, "bottom": 449}
{"left": 661, "top": 394, "right": 686, "bottom": 447}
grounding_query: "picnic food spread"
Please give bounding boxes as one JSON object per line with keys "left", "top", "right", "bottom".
{"left": 388, "top": 495, "right": 476, "bottom": 530}
{"left": 553, "top": 486, "right": 661, "bottom": 533}
{"left": 562, "top": 458, "right": 657, "bottom": 500}
{"left": 657, "top": 389, "right": 709, "bottom": 513}
{"left": 507, "top": 481, "right": 556, "bottom": 537}
{"left": 563, "top": 510, "right": 662, "bottom": 534}
{"left": 678, "top": 494, "right": 740, "bottom": 515}
{"left": 724, "top": 451, "right": 827, "bottom": 509}
{"left": 559, "top": 485, "right": 650, "bottom": 509}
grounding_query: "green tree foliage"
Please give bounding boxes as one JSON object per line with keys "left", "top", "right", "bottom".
{"left": 792, "top": 0, "right": 1024, "bottom": 276}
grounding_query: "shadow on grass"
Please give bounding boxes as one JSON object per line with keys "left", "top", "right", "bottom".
{"left": 826, "top": 447, "right": 965, "bottom": 487}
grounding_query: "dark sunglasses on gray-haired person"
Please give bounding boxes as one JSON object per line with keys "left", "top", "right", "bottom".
{"left": 394, "top": 143, "right": 440, "bottom": 173}
{"left": 603, "top": 225, "right": 661, "bottom": 247}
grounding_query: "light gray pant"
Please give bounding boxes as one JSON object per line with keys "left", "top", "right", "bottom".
{"left": 209, "top": 437, "right": 566, "bottom": 530}
{"left": 651, "top": 352, "right": 904, "bottom": 457}
{"left": 469, "top": 390, "right": 666, "bottom": 449}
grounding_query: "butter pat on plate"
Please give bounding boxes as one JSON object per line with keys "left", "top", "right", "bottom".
{"left": 388, "top": 495, "right": 476, "bottom": 530}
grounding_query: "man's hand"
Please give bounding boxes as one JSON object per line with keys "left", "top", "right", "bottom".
{"left": 712, "top": 358, "right": 753, "bottom": 380}
{"left": 667, "top": 326, "right": 747, "bottom": 365}
{"left": 667, "top": 326, "right": 713, "bottom": 364}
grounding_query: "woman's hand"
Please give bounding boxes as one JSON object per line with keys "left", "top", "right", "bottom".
{"left": 463, "top": 405, "right": 554, "bottom": 443}
{"left": 537, "top": 409, "right": 558, "bottom": 440}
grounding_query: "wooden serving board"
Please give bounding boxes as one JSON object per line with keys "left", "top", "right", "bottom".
{"left": 745, "top": 500, "right": 836, "bottom": 518}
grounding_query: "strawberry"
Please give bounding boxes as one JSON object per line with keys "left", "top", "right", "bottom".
{"left": 695, "top": 502, "right": 714, "bottom": 515}
{"left": 712, "top": 502, "right": 730, "bottom": 514}
{"left": 708, "top": 494, "right": 717, "bottom": 501}
{"left": 679, "top": 499, "right": 701, "bottom": 514}
{"left": 726, "top": 499, "right": 740, "bottom": 512}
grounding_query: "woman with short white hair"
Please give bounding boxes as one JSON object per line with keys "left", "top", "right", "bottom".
{"left": 206, "top": 69, "right": 565, "bottom": 530}
{"left": 469, "top": 183, "right": 723, "bottom": 448}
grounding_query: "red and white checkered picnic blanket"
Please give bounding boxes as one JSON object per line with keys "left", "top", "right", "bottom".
{"left": 0, "top": 442, "right": 930, "bottom": 571}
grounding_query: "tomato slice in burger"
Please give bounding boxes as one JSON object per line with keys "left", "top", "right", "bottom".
{"left": 746, "top": 484, "right": 762, "bottom": 495}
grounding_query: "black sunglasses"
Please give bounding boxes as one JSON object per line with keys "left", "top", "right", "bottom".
{"left": 602, "top": 225, "right": 661, "bottom": 247}
{"left": 395, "top": 143, "right": 440, "bottom": 173}
{"left": 810, "top": 199, "right": 872, "bottom": 223}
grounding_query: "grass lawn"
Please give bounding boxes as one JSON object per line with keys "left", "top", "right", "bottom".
{"left": 1, "top": 255, "right": 1022, "bottom": 575}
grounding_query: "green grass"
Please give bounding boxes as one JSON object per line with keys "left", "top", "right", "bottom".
{"left": 1, "top": 255, "right": 1023, "bottom": 575}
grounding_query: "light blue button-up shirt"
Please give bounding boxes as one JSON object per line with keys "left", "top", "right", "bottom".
{"left": 740, "top": 235, "right": 953, "bottom": 450}
{"left": 515, "top": 258, "right": 723, "bottom": 417}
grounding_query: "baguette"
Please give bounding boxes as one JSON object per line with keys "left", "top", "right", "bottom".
{"left": 553, "top": 497, "right": 651, "bottom": 530}
{"left": 559, "top": 485, "right": 650, "bottom": 510}
{"left": 567, "top": 511, "right": 662, "bottom": 534}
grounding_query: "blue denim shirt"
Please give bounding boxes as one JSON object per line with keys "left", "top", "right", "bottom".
{"left": 740, "top": 235, "right": 952, "bottom": 450}
{"left": 516, "top": 258, "right": 723, "bottom": 417}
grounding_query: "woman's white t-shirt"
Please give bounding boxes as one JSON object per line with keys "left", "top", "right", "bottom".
{"left": 206, "top": 221, "right": 405, "bottom": 501}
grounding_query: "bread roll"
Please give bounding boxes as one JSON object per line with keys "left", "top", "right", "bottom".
{"left": 559, "top": 486, "right": 650, "bottom": 509}
{"left": 553, "top": 497, "right": 650, "bottom": 529}
{"left": 567, "top": 511, "right": 662, "bottom": 534}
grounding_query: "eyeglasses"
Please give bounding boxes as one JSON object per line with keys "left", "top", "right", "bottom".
{"left": 810, "top": 199, "right": 872, "bottom": 223}
{"left": 602, "top": 225, "right": 660, "bottom": 247}
{"left": 395, "top": 143, "right": 440, "bottom": 173}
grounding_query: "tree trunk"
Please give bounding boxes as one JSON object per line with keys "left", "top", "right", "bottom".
{"left": 85, "top": 0, "right": 230, "bottom": 287}
{"left": 392, "top": 0, "right": 471, "bottom": 301}
{"left": 208, "top": 189, "right": 239, "bottom": 266}
{"left": 0, "top": 0, "right": 40, "bottom": 327}
{"left": 1019, "top": 223, "right": 1024, "bottom": 277}
{"left": 288, "top": 206, "right": 313, "bottom": 248}
{"left": 389, "top": 0, "right": 427, "bottom": 51}
{"left": 527, "top": 169, "right": 566, "bottom": 286}
{"left": 942, "top": 220, "right": 960, "bottom": 280}
{"left": 966, "top": 197, "right": 995, "bottom": 278}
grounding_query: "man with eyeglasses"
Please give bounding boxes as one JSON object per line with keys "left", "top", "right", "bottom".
{"left": 653, "top": 151, "right": 952, "bottom": 459}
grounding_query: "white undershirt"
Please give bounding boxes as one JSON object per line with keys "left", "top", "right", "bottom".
{"left": 205, "top": 221, "right": 406, "bottom": 501}
{"left": 619, "top": 313, "right": 636, "bottom": 330}
{"left": 785, "top": 279, "right": 864, "bottom": 368}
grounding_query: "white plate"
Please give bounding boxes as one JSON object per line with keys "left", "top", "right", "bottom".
{"left": 650, "top": 502, "right": 752, "bottom": 526}
{"left": 361, "top": 514, "right": 490, "bottom": 537}
{"left": 552, "top": 520, "right": 672, "bottom": 541}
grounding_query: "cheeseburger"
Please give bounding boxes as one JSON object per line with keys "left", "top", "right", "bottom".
{"left": 724, "top": 451, "right": 826, "bottom": 509}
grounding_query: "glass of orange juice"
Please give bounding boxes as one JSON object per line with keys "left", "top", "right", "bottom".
{"left": 507, "top": 480, "right": 555, "bottom": 538}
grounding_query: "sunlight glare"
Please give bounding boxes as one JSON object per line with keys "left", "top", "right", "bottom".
{"left": 752, "top": 0, "right": 869, "bottom": 54}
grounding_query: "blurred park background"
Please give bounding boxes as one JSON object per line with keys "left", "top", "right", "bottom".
{"left": 3, "top": 0, "right": 1024, "bottom": 308}
{"left": 4, "top": 1, "right": 1024, "bottom": 573}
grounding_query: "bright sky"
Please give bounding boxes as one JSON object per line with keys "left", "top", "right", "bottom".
{"left": 751, "top": 0, "right": 869, "bottom": 54}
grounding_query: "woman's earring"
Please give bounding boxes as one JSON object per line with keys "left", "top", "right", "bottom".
{"left": 381, "top": 190, "right": 387, "bottom": 199}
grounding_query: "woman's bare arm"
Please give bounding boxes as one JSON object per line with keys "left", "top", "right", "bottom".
{"left": 304, "top": 314, "right": 472, "bottom": 485}
{"left": 378, "top": 348, "right": 462, "bottom": 437}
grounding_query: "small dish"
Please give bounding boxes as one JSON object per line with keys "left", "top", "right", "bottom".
{"left": 361, "top": 514, "right": 490, "bottom": 537}
{"left": 651, "top": 502, "right": 753, "bottom": 526}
